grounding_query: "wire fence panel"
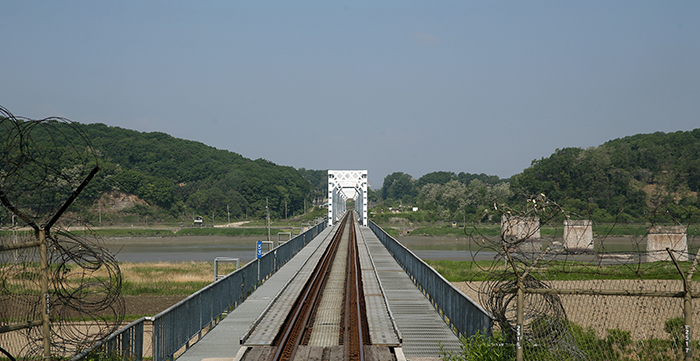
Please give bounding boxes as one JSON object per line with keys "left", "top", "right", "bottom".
{"left": 1, "top": 108, "right": 125, "bottom": 361}
{"left": 446, "top": 196, "right": 700, "bottom": 361}
{"left": 461, "top": 279, "right": 695, "bottom": 361}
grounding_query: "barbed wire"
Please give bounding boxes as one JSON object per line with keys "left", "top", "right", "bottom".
{"left": 1, "top": 106, "right": 124, "bottom": 360}
{"left": 0, "top": 105, "right": 98, "bottom": 226}
{"left": 457, "top": 193, "right": 700, "bottom": 359}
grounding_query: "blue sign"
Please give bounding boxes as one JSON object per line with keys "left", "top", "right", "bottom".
{"left": 256, "top": 240, "right": 263, "bottom": 259}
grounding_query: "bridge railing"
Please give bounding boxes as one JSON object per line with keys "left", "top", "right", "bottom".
{"left": 72, "top": 220, "right": 326, "bottom": 361}
{"left": 368, "top": 220, "right": 493, "bottom": 340}
{"left": 71, "top": 317, "right": 145, "bottom": 361}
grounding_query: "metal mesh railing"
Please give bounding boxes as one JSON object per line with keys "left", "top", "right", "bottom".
{"left": 72, "top": 220, "right": 326, "bottom": 361}
{"left": 368, "top": 220, "right": 493, "bottom": 340}
{"left": 70, "top": 318, "right": 145, "bottom": 361}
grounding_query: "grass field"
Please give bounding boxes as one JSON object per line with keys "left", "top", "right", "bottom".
{"left": 114, "top": 262, "right": 241, "bottom": 319}
{"left": 425, "top": 259, "right": 700, "bottom": 282}
{"left": 115, "top": 261, "right": 239, "bottom": 295}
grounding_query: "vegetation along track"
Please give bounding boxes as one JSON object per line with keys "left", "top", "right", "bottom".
{"left": 270, "top": 212, "right": 371, "bottom": 361}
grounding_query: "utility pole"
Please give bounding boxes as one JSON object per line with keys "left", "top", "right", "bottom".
{"left": 266, "top": 198, "right": 270, "bottom": 243}
{"left": 12, "top": 214, "right": 16, "bottom": 242}
{"left": 285, "top": 200, "right": 287, "bottom": 220}
{"left": 12, "top": 215, "right": 17, "bottom": 262}
{"left": 227, "top": 204, "right": 230, "bottom": 225}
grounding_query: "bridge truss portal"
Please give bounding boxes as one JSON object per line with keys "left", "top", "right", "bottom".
{"left": 327, "top": 170, "right": 368, "bottom": 227}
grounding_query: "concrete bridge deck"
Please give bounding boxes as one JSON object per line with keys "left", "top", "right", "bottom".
{"left": 176, "top": 222, "right": 462, "bottom": 361}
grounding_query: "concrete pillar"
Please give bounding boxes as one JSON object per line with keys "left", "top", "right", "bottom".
{"left": 563, "top": 219, "right": 593, "bottom": 251}
{"left": 501, "top": 216, "right": 541, "bottom": 254}
{"left": 501, "top": 216, "right": 541, "bottom": 240}
{"left": 646, "top": 226, "right": 688, "bottom": 262}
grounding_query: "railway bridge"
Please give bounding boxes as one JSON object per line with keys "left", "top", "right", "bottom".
{"left": 79, "top": 171, "right": 492, "bottom": 361}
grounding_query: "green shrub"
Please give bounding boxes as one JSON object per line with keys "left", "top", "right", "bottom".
{"left": 664, "top": 316, "right": 685, "bottom": 349}
{"left": 441, "top": 331, "right": 514, "bottom": 361}
{"left": 443, "top": 320, "right": 691, "bottom": 361}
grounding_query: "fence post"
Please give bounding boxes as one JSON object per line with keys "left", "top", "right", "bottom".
{"left": 504, "top": 248, "right": 523, "bottom": 361}
{"left": 685, "top": 287, "right": 692, "bottom": 361}
{"left": 516, "top": 283, "right": 524, "bottom": 361}
{"left": 668, "top": 248, "right": 693, "bottom": 361}
{"left": 39, "top": 228, "right": 51, "bottom": 360}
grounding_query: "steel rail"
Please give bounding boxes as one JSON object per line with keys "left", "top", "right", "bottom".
{"left": 271, "top": 212, "right": 349, "bottom": 361}
{"left": 347, "top": 213, "right": 365, "bottom": 361}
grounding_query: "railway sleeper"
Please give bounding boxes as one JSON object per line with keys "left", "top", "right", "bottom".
{"left": 238, "top": 212, "right": 402, "bottom": 361}
{"left": 234, "top": 345, "right": 401, "bottom": 361}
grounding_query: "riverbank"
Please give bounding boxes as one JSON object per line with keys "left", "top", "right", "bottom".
{"left": 1, "top": 226, "right": 289, "bottom": 238}
{"left": 4, "top": 221, "right": 690, "bottom": 239}
{"left": 376, "top": 222, "right": 700, "bottom": 238}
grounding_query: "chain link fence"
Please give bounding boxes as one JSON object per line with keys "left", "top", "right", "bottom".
{"left": 450, "top": 196, "right": 700, "bottom": 361}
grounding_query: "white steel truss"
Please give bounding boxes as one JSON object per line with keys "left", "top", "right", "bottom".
{"left": 327, "top": 170, "right": 368, "bottom": 226}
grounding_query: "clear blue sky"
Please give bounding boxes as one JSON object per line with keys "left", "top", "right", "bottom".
{"left": 2, "top": 1, "right": 699, "bottom": 188}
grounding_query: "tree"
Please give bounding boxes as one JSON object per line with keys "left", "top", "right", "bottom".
{"left": 416, "top": 171, "right": 457, "bottom": 188}
{"left": 34, "top": 121, "right": 316, "bottom": 220}
{"left": 381, "top": 172, "right": 416, "bottom": 201}
{"left": 113, "top": 170, "right": 146, "bottom": 194}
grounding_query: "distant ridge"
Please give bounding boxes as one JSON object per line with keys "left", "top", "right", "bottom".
{"left": 54, "top": 122, "right": 313, "bottom": 222}
{"left": 510, "top": 128, "right": 700, "bottom": 222}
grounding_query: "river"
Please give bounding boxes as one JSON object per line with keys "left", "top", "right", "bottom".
{"left": 102, "top": 235, "right": 486, "bottom": 263}
{"left": 103, "top": 236, "right": 262, "bottom": 263}
{"left": 103, "top": 234, "right": 664, "bottom": 263}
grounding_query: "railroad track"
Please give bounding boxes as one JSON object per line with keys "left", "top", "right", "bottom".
{"left": 273, "top": 212, "right": 367, "bottom": 361}
{"left": 240, "top": 212, "right": 395, "bottom": 361}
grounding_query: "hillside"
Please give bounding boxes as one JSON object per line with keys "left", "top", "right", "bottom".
{"left": 509, "top": 128, "right": 700, "bottom": 222}
{"left": 81, "top": 123, "right": 315, "bottom": 221}
{"left": 81, "top": 126, "right": 700, "bottom": 225}
{"left": 370, "top": 129, "right": 700, "bottom": 225}
{"left": 4, "top": 108, "right": 698, "bottom": 227}
{"left": 0, "top": 117, "right": 314, "bottom": 225}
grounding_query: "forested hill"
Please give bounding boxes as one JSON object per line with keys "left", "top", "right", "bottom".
{"left": 69, "top": 122, "right": 312, "bottom": 220}
{"left": 510, "top": 128, "right": 700, "bottom": 222}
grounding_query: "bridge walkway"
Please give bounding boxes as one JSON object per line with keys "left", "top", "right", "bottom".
{"left": 177, "top": 222, "right": 463, "bottom": 361}
{"left": 175, "top": 226, "right": 334, "bottom": 361}
{"left": 358, "top": 226, "right": 462, "bottom": 359}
